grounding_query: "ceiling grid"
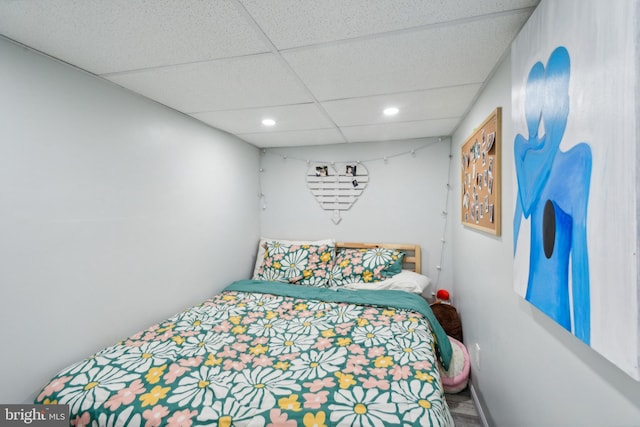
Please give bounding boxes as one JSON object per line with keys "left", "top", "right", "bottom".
{"left": 0, "top": 0, "right": 539, "bottom": 147}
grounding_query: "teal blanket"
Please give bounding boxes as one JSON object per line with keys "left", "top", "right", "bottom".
{"left": 225, "top": 280, "right": 452, "bottom": 370}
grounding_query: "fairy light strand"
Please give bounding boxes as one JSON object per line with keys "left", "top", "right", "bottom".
{"left": 261, "top": 138, "right": 444, "bottom": 165}
{"left": 433, "top": 138, "right": 453, "bottom": 289}
{"left": 258, "top": 150, "right": 267, "bottom": 210}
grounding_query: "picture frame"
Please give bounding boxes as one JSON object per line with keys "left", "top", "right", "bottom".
{"left": 461, "top": 107, "right": 501, "bottom": 235}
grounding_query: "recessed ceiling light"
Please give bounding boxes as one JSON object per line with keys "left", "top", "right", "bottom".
{"left": 262, "top": 118, "right": 276, "bottom": 126}
{"left": 383, "top": 107, "right": 399, "bottom": 116}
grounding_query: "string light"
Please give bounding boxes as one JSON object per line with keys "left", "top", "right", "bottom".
{"left": 433, "top": 136, "right": 453, "bottom": 288}
{"left": 258, "top": 149, "right": 267, "bottom": 210}
{"left": 258, "top": 192, "right": 267, "bottom": 210}
{"left": 259, "top": 138, "right": 442, "bottom": 165}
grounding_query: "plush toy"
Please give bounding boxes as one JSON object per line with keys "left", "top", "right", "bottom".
{"left": 430, "top": 302, "right": 463, "bottom": 343}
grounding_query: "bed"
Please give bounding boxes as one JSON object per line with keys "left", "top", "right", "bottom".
{"left": 34, "top": 240, "right": 454, "bottom": 426}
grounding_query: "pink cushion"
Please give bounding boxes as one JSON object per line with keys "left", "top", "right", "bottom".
{"left": 440, "top": 336, "right": 470, "bottom": 393}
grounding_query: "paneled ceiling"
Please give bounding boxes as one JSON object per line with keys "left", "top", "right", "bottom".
{"left": 0, "top": 0, "right": 539, "bottom": 147}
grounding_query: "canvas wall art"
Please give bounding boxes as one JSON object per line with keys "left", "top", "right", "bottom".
{"left": 512, "top": 0, "right": 639, "bottom": 380}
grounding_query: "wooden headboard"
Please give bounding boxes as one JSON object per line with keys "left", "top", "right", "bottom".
{"left": 335, "top": 242, "right": 421, "bottom": 274}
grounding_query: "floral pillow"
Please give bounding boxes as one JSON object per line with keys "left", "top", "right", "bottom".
{"left": 328, "top": 247, "right": 404, "bottom": 286}
{"left": 251, "top": 237, "right": 335, "bottom": 277}
{"left": 254, "top": 241, "right": 335, "bottom": 287}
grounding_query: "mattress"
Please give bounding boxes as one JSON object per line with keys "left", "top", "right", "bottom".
{"left": 34, "top": 280, "right": 454, "bottom": 426}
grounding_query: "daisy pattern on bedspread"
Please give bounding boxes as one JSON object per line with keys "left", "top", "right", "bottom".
{"left": 35, "top": 289, "right": 453, "bottom": 427}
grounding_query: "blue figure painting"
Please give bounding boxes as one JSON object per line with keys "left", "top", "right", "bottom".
{"left": 513, "top": 46, "right": 593, "bottom": 344}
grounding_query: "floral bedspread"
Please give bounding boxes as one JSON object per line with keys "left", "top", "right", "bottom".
{"left": 35, "top": 281, "right": 453, "bottom": 427}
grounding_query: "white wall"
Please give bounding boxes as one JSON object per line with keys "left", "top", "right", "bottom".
{"left": 0, "top": 38, "right": 260, "bottom": 403}
{"left": 451, "top": 52, "right": 640, "bottom": 426}
{"left": 258, "top": 138, "right": 454, "bottom": 295}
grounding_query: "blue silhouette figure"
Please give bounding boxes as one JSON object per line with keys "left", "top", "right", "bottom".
{"left": 514, "top": 47, "right": 592, "bottom": 344}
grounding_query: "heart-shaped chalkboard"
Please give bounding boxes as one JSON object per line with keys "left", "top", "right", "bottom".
{"left": 306, "top": 162, "right": 369, "bottom": 224}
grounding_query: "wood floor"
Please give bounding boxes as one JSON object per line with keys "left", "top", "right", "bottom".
{"left": 445, "top": 387, "right": 483, "bottom": 427}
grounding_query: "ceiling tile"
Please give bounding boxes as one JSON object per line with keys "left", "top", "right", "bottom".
{"left": 238, "top": 129, "right": 346, "bottom": 148}
{"left": 0, "top": 0, "right": 269, "bottom": 74}
{"left": 322, "top": 84, "right": 481, "bottom": 126}
{"left": 192, "top": 103, "right": 336, "bottom": 134}
{"left": 241, "top": 0, "right": 539, "bottom": 49}
{"left": 105, "top": 54, "right": 314, "bottom": 113}
{"left": 342, "top": 119, "right": 460, "bottom": 143}
{"left": 282, "top": 11, "right": 530, "bottom": 101}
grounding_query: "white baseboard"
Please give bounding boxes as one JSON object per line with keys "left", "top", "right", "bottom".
{"left": 469, "top": 382, "right": 490, "bottom": 427}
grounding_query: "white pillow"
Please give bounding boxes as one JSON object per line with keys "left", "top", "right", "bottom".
{"left": 340, "top": 270, "right": 431, "bottom": 293}
{"left": 251, "top": 237, "right": 335, "bottom": 278}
